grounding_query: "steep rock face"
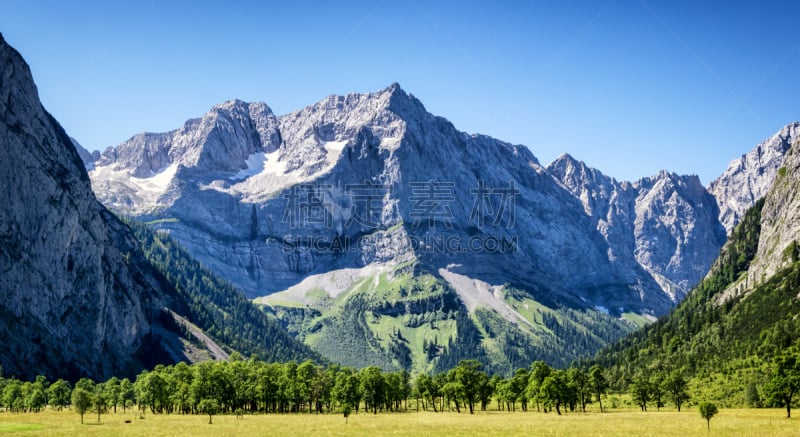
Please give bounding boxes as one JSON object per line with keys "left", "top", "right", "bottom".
{"left": 90, "top": 85, "right": 675, "bottom": 316}
{"left": 747, "top": 141, "right": 800, "bottom": 282}
{"left": 709, "top": 122, "right": 800, "bottom": 234}
{"left": 632, "top": 171, "right": 726, "bottom": 298}
{"left": 0, "top": 33, "right": 183, "bottom": 380}
{"left": 548, "top": 156, "right": 727, "bottom": 301}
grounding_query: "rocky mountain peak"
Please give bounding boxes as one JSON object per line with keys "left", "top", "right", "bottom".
{"left": 384, "top": 81, "right": 404, "bottom": 94}
{"left": 709, "top": 122, "right": 800, "bottom": 233}
{"left": 636, "top": 171, "right": 706, "bottom": 201}
{"left": 547, "top": 153, "right": 582, "bottom": 177}
{"left": 383, "top": 82, "right": 426, "bottom": 115}
{"left": 548, "top": 153, "right": 615, "bottom": 186}
{"left": 550, "top": 152, "right": 580, "bottom": 166}
{"left": 547, "top": 153, "right": 620, "bottom": 219}
{"left": 210, "top": 98, "right": 251, "bottom": 112}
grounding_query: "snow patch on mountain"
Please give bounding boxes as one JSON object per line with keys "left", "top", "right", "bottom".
{"left": 230, "top": 152, "right": 267, "bottom": 181}
{"left": 201, "top": 140, "right": 349, "bottom": 202}
{"left": 131, "top": 163, "right": 179, "bottom": 192}
{"left": 89, "top": 162, "right": 178, "bottom": 209}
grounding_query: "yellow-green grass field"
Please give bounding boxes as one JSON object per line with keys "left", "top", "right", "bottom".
{"left": 0, "top": 408, "right": 797, "bottom": 436}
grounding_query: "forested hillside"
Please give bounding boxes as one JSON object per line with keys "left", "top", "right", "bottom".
{"left": 126, "top": 220, "right": 319, "bottom": 364}
{"left": 262, "top": 266, "right": 637, "bottom": 375}
{"left": 593, "top": 198, "right": 800, "bottom": 405}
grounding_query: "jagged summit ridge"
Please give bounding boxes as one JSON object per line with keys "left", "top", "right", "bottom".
{"left": 547, "top": 154, "right": 726, "bottom": 301}
{"left": 97, "top": 99, "right": 279, "bottom": 177}
{"left": 709, "top": 122, "right": 800, "bottom": 234}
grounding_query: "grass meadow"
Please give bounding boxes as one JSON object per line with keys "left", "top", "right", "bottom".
{"left": 0, "top": 407, "right": 797, "bottom": 436}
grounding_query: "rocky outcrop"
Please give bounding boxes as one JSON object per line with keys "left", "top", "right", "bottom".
{"left": 709, "top": 123, "right": 800, "bottom": 234}
{"left": 0, "top": 33, "right": 185, "bottom": 380}
{"left": 548, "top": 155, "right": 726, "bottom": 301}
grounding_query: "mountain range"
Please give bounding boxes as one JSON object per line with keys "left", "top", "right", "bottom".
{"left": 81, "top": 77, "right": 797, "bottom": 372}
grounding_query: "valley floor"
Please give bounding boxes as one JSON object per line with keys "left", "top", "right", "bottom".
{"left": 0, "top": 408, "right": 796, "bottom": 436}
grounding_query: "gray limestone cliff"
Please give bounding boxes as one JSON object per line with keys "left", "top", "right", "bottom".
{"left": 0, "top": 33, "right": 184, "bottom": 380}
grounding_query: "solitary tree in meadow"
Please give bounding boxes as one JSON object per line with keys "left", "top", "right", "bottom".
{"left": 698, "top": 402, "right": 718, "bottom": 430}
{"left": 198, "top": 398, "right": 219, "bottom": 424}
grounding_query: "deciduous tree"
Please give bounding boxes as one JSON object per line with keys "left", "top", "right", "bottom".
{"left": 663, "top": 372, "right": 689, "bottom": 412}
{"left": 539, "top": 371, "right": 568, "bottom": 415}
{"left": 359, "top": 367, "right": 385, "bottom": 415}
{"left": 698, "top": 401, "right": 718, "bottom": 430}
{"left": 47, "top": 379, "right": 71, "bottom": 411}
{"left": 588, "top": 364, "right": 607, "bottom": 412}
{"left": 453, "top": 360, "right": 484, "bottom": 414}
{"left": 71, "top": 388, "right": 92, "bottom": 424}
{"left": 198, "top": 398, "right": 219, "bottom": 424}
{"left": 765, "top": 353, "right": 800, "bottom": 418}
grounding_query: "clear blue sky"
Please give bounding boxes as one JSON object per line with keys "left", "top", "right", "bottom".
{"left": 2, "top": 1, "right": 799, "bottom": 184}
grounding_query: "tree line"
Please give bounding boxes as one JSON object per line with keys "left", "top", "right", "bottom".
{"left": 0, "top": 357, "right": 608, "bottom": 419}
{"left": 1, "top": 351, "right": 797, "bottom": 422}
